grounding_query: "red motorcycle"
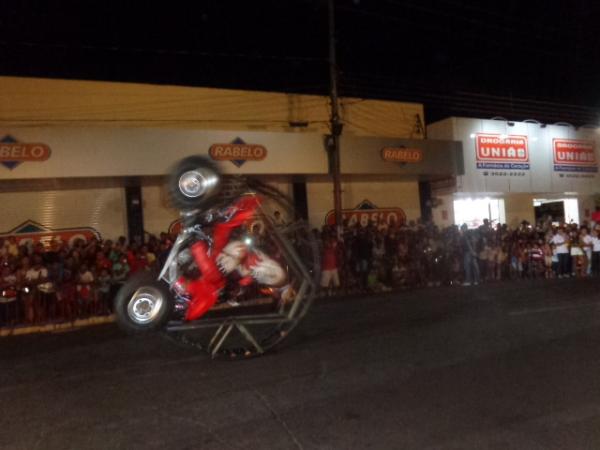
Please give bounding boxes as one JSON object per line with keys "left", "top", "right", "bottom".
{"left": 115, "top": 156, "right": 319, "bottom": 358}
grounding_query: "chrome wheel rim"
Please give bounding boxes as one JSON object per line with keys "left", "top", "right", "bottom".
{"left": 127, "top": 286, "right": 164, "bottom": 325}
{"left": 179, "top": 170, "right": 209, "bottom": 198}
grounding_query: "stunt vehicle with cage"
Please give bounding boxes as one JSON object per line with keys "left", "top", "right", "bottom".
{"left": 114, "top": 156, "right": 319, "bottom": 358}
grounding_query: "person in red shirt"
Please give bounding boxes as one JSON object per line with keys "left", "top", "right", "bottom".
{"left": 320, "top": 237, "right": 340, "bottom": 297}
{"left": 95, "top": 251, "right": 112, "bottom": 274}
{"left": 135, "top": 246, "right": 150, "bottom": 272}
{"left": 126, "top": 244, "right": 139, "bottom": 274}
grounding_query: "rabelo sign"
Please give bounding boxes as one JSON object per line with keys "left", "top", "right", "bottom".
{"left": 0, "top": 135, "right": 51, "bottom": 170}
{"left": 380, "top": 147, "right": 423, "bottom": 163}
{"left": 325, "top": 200, "right": 406, "bottom": 227}
{"left": 209, "top": 137, "right": 267, "bottom": 168}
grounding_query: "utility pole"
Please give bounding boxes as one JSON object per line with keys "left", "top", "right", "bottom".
{"left": 328, "top": 0, "right": 343, "bottom": 239}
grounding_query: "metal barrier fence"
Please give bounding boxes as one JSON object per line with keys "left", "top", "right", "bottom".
{"left": 0, "top": 283, "right": 122, "bottom": 331}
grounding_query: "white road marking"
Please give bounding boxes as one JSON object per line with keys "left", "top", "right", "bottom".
{"left": 509, "top": 302, "right": 600, "bottom": 316}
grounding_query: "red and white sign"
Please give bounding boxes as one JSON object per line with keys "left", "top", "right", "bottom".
{"left": 475, "top": 133, "right": 529, "bottom": 170}
{"left": 0, "top": 135, "right": 51, "bottom": 170}
{"left": 325, "top": 200, "right": 406, "bottom": 227}
{"left": 0, "top": 220, "right": 101, "bottom": 249}
{"left": 553, "top": 139, "right": 597, "bottom": 173}
{"left": 0, "top": 143, "right": 50, "bottom": 160}
{"left": 209, "top": 137, "right": 267, "bottom": 167}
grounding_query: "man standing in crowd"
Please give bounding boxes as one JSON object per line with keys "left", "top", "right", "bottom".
{"left": 460, "top": 224, "right": 480, "bottom": 286}
{"left": 550, "top": 228, "right": 570, "bottom": 278}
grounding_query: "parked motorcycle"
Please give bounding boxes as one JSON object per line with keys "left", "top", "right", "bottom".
{"left": 115, "top": 156, "right": 319, "bottom": 358}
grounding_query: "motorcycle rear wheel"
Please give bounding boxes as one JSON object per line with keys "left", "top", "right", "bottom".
{"left": 167, "top": 155, "right": 222, "bottom": 210}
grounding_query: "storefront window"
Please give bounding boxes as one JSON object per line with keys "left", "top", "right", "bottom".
{"left": 453, "top": 197, "right": 505, "bottom": 229}
{"left": 533, "top": 198, "right": 579, "bottom": 225}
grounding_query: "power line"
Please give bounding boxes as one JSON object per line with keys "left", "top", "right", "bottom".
{"left": 342, "top": 72, "right": 600, "bottom": 112}
{"left": 0, "top": 39, "right": 328, "bottom": 63}
{"left": 338, "top": 79, "right": 600, "bottom": 124}
{"left": 336, "top": 3, "right": 599, "bottom": 60}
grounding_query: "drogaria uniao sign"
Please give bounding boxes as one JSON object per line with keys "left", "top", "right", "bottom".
{"left": 553, "top": 139, "right": 597, "bottom": 173}
{"left": 475, "top": 133, "right": 529, "bottom": 170}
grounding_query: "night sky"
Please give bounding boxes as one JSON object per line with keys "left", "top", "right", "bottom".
{"left": 2, "top": 0, "right": 600, "bottom": 124}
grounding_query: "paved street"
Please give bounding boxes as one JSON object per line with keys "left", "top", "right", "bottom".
{"left": 3, "top": 278, "right": 600, "bottom": 449}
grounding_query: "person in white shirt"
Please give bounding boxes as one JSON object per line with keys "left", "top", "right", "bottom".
{"left": 580, "top": 227, "right": 594, "bottom": 276}
{"left": 550, "top": 229, "right": 570, "bottom": 278}
{"left": 23, "top": 256, "right": 49, "bottom": 323}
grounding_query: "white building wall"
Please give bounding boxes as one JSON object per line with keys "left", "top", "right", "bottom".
{"left": 0, "top": 187, "right": 127, "bottom": 240}
{"left": 141, "top": 185, "right": 179, "bottom": 237}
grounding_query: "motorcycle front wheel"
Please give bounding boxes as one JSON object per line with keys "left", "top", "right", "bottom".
{"left": 114, "top": 271, "right": 174, "bottom": 334}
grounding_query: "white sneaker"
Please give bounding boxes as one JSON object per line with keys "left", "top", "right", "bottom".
{"left": 462, "top": 282, "right": 471, "bottom": 286}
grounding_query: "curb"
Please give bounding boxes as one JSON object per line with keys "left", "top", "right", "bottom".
{"left": 0, "top": 315, "right": 116, "bottom": 337}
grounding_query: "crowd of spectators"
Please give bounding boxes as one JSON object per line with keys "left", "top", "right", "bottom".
{"left": 0, "top": 233, "right": 173, "bottom": 327}
{"left": 3, "top": 214, "right": 600, "bottom": 328}
{"left": 317, "top": 217, "right": 600, "bottom": 296}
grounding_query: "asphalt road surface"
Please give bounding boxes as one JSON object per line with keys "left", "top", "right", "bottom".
{"left": 3, "top": 278, "right": 600, "bottom": 450}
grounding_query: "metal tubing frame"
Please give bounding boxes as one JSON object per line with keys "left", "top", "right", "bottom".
{"left": 162, "top": 189, "right": 318, "bottom": 356}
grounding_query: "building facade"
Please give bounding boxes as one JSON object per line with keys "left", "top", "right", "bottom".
{"left": 428, "top": 117, "right": 600, "bottom": 229}
{"left": 0, "top": 77, "right": 462, "bottom": 245}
